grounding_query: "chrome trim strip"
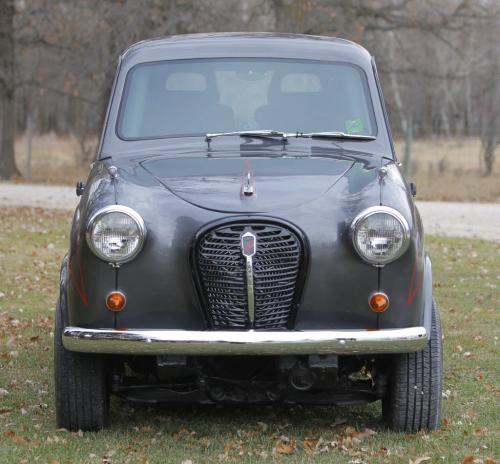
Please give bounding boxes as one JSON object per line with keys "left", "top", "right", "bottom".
{"left": 245, "top": 255, "right": 255, "bottom": 324}
{"left": 241, "top": 230, "right": 257, "bottom": 325}
{"left": 62, "top": 326, "right": 427, "bottom": 356}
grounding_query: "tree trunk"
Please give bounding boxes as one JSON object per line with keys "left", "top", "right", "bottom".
{"left": 482, "top": 139, "right": 496, "bottom": 177}
{"left": 25, "top": 104, "right": 35, "bottom": 180}
{"left": 0, "top": 0, "right": 19, "bottom": 179}
{"left": 403, "top": 116, "right": 413, "bottom": 178}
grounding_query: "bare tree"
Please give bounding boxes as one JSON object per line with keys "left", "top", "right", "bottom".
{"left": 1, "top": 0, "right": 498, "bottom": 179}
{"left": 0, "top": 0, "right": 19, "bottom": 179}
{"left": 473, "top": 2, "right": 500, "bottom": 175}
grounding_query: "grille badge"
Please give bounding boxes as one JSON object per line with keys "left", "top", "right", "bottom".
{"left": 241, "top": 230, "right": 256, "bottom": 325}
{"left": 241, "top": 231, "right": 256, "bottom": 257}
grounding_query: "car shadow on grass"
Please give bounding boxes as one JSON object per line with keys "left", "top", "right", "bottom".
{"left": 110, "top": 397, "right": 384, "bottom": 434}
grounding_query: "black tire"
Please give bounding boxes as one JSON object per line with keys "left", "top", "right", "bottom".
{"left": 382, "top": 299, "right": 443, "bottom": 432}
{"left": 54, "top": 284, "right": 110, "bottom": 431}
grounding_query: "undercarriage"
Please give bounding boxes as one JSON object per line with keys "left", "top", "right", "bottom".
{"left": 112, "top": 354, "right": 388, "bottom": 406}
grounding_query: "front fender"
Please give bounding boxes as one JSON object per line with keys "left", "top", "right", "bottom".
{"left": 378, "top": 162, "right": 427, "bottom": 330}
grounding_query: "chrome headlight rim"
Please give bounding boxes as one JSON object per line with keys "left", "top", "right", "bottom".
{"left": 86, "top": 205, "right": 146, "bottom": 264}
{"left": 350, "top": 206, "right": 410, "bottom": 265}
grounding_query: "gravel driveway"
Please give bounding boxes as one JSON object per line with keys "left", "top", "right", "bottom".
{"left": 0, "top": 182, "right": 498, "bottom": 242}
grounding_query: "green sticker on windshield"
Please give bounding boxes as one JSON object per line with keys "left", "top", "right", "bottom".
{"left": 345, "top": 118, "right": 364, "bottom": 134}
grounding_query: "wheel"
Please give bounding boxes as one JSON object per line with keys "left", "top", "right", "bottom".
{"left": 54, "top": 284, "right": 110, "bottom": 431}
{"left": 382, "top": 299, "right": 443, "bottom": 432}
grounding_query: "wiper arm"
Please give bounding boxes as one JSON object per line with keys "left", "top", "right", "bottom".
{"left": 205, "top": 130, "right": 288, "bottom": 141}
{"left": 295, "top": 131, "right": 376, "bottom": 141}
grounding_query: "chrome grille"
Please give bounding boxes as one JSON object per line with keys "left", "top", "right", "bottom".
{"left": 196, "top": 222, "right": 303, "bottom": 329}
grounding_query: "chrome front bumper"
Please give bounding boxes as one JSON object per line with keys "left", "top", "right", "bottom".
{"left": 62, "top": 326, "right": 427, "bottom": 356}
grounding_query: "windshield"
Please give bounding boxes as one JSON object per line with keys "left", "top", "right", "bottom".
{"left": 117, "top": 58, "right": 377, "bottom": 140}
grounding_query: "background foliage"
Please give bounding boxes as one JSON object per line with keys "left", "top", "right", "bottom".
{"left": 0, "top": 0, "right": 499, "bottom": 179}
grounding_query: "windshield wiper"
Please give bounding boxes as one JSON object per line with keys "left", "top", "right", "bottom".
{"left": 294, "top": 132, "right": 376, "bottom": 141}
{"left": 205, "top": 130, "right": 376, "bottom": 147}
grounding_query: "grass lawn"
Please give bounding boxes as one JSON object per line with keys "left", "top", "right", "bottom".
{"left": 0, "top": 207, "right": 498, "bottom": 464}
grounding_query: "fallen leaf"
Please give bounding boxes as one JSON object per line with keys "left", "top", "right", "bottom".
{"left": 275, "top": 438, "right": 296, "bottom": 455}
{"left": 345, "top": 427, "right": 377, "bottom": 446}
{"left": 222, "top": 440, "right": 240, "bottom": 461}
{"left": 462, "top": 457, "right": 474, "bottom": 464}
{"left": 410, "top": 457, "right": 431, "bottom": 464}
{"left": 303, "top": 438, "right": 319, "bottom": 453}
{"left": 473, "top": 427, "right": 488, "bottom": 437}
{"left": 4, "top": 430, "right": 26, "bottom": 444}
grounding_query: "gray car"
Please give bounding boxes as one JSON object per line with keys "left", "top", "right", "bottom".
{"left": 54, "top": 33, "right": 442, "bottom": 432}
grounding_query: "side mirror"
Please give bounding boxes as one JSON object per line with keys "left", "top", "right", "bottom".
{"left": 76, "top": 181, "right": 86, "bottom": 197}
{"left": 409, "top": 182, "right": 417, "bottom": 197}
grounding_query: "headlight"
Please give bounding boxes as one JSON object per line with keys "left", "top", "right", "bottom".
{"left": 86, "top": 205, "right": 146, "bottom": 264}
{"left": 351, "top": 206, "right": 410, "bottom": 265}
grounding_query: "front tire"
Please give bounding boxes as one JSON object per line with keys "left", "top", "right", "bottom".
{"left": 54, "top": 287, "right": 109, "bottom": 431}
{"left": 382, "top": 299, "right": 443, "bottom": 432}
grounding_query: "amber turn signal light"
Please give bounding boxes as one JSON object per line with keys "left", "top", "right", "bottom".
{"left": 106, "top": 291, "right": 126, "bottom": 311}
{"left": 369, "top": 292, "right": 389, "bottom": 313}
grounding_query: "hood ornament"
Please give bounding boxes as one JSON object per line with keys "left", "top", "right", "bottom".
{"left": 241, "top": 230, "right": 257, "bottom": 326}
{"left": 241, "top": 161, "right": 256, "bottom": 197}
{"left": 243, "top": 172, "right": 255, "bottom": 196}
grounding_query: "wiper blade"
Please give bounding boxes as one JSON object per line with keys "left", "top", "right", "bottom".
{"left": 205, "top": 130, "right": 288, "bottom": 141}
{"left": 296, "top": 131, "right": 376, "bottom": 141}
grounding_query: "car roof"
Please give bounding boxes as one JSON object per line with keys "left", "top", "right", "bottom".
{"left": 120, "top": 32, "right": 373, "bottom": 69}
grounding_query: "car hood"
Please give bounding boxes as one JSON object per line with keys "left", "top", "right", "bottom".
{"left": 140, "top": 155, "right": 355, "bottom": 213}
